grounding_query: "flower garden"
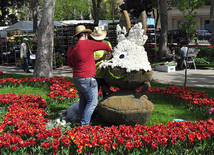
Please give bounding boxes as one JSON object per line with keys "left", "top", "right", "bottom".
{"left": 0, "top": 75, "right": 213, "bottom": 154}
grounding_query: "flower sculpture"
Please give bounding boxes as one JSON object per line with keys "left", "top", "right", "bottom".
{"left": 100, "top": 23, "right": 152, "bottom": 93}
{"left": 100, "top": 23, "right": 151, "bottom": 72}
{"left": 97, "top": 23, "right": 154, "bottom": 125}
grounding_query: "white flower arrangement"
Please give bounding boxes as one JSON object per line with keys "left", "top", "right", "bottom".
{"left": 100, "top": 23, "right": 152, "bottom": 72}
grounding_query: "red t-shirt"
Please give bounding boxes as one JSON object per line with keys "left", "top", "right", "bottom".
{"left": 67, "top": 39, "right": 112, "bottom": 77}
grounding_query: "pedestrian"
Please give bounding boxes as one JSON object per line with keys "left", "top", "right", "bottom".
{"left": 67, "top": 25, "right": 112, "bottom": 126}
{"left": 20, "top": 38, "right": 32, "bottom": 73}
{"left": 179, "top": 42, "right": 188, "bottom": 69}
{"left": 90, "top": 26, "right": 112, "bottom": 98}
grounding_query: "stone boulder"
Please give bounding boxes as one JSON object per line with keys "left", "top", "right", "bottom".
{"left": 97, "top": 90, "right": 154, "bottom": 126}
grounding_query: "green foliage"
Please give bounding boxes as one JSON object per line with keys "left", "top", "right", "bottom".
{"left": 177, "top": 0, "right": 205, "bottom": 41}
{"left": 54, "top": 0, "right": 91, "bottom": 20}
{"left": 195, "top": 47, "right": 214, "bottom": 65}
{"left": 54, "top": 55, "right": 64, "bottom": 66}
{"left": 0, "top": 0, "right": 29, "bottom": 25}
{"left": 99, "top": 0, "right": 120, "bottom": 20}
{"left": 53, "top": 52, "right": 65, "bottom": 67}
{"left": 194, "top": 57, "right": 210, "bottom": 64}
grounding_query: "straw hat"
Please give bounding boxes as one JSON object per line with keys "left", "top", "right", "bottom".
{"left": 90, "top": 27, "right": 107, "bottom": 41}
{"left": 74, "top": 25, "right": 92, "bottom": 36}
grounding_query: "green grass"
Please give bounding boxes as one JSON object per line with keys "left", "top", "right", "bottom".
{"left": 0, "top": 86, "right": 49, "bottom": 99}
{"left": 145, "top": 98, "right": 208, "bottom": 126}
{"left": 145, "top": 81, "right": 214, "bottom": 126}
{"left": 2, "top": 73, "right": 33, "bottom": 79}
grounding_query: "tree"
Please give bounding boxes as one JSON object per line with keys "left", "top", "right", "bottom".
{"left": 0, "top": 0, "right": 28, "bottom": 25}
{"left": 54, "top": 0, "right": 90, "bottom": 20}
{"left": 99, "top": 0, "right": 120, "bottom": 20}
{"left": 33, "top": 0, "right": 56, "bottom": 78}
{"left": 210, "top": 0, "right": 214, "bottom": 46}
{"left": 30, "top": 0, "right": 40, "bottom": 33}
{"left": 178, "top": 0, "right": 205, "bottom": 86}
{"left": 92, "top": 0, "right": 102, "bottom": 25}
{"left": 158, "top": 0, "right": 168, "bottom": 59}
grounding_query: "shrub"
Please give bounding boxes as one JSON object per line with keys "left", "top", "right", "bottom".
{"left": 195, "top": 46, "right": 214, "bottom": 65}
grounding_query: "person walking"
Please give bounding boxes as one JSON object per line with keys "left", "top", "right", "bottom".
{"left": 90, "top": 26, "right": 112, "bottom": 98}
{"left": 20, "top": 38, "right": 32, "bottom": 73}
{"left": 67, "top": 25, "right": 112, "bottom": 126}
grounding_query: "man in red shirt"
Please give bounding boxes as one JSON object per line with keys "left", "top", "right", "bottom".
{"left": 67, "top": 25, "right": 112, "bottom": 126}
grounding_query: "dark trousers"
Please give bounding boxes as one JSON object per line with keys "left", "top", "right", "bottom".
{"left": 96, "top": 78, "right": 110, "bottom": 98}
{"left": 23, "top": 56, "right": 30, "bottom": 72}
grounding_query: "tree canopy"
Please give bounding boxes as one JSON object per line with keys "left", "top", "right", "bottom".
{"left": 54, "top": 0, "right": 90, "bottom": 20}
{"left": 0, "top": 0, "right": 32, "bottom": 26}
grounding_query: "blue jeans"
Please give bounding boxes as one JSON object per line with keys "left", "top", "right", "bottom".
{"left": 73, "top": 77, "right": 98, "bottom": 126}
{"left": 23, "top": 56, "right": 30, "bottom": 72}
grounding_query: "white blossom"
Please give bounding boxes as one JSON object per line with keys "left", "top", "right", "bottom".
{"left": 100, "top": 23, "right": 152, "bottom": 72}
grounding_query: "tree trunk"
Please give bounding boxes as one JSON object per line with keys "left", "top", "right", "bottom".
{"left": 32, "top": 0, "right": 39, "bottom": 33}
{"left": 184, "top": 44, "right": 189, "bottom": 87}
{"left": 158, "top": 0, "right": 168, "bottom": 59}
{"left": 142, "top": 11, "right": 147, "bottom": 35}
{"left": 210, "top": 0, "right": 214, "bottom": 46}
{"left": 112, "top": 0, "right": 115, "bottom": 22}
{"left": 154, "top": 9, "right": 159, "bottom": 30}
{"left": 92, "top": 0, "right": 102, "bottom": 26}
{"left": 33, "top": 0, "right": 56, "bottom": 78}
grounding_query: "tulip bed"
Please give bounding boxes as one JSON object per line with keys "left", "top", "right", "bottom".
{"left": 0, "top": 76, "right": 213, "bottom": 154}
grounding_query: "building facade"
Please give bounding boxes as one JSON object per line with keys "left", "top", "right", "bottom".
{"left": 168, "top": 1, "right": 211, "bottom": 31}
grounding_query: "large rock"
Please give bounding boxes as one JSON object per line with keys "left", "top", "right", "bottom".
{"left": 97, "top": 90, "right": 154, "bottom": 126}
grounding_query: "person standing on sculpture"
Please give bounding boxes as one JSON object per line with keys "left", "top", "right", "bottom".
{"left": 67, "top": 25, "right": 112, "bottom": 126}
{"left": 90, "top": 26, "right": 112, "bottom": 98}
{"left": 20, "top": 38, "right": 32, "bottom": 73}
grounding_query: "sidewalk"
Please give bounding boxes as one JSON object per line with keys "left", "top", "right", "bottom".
{"left": 0, "top": 65, "right": 213, "bottom": 88}
{"left": 0, "top": 65, "right": 73, "bottom": 78}
{"left": 152, "top": 67, "right": 214, "bottom": 88}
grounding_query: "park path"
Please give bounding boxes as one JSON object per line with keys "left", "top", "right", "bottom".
{"left": 0, "top": 65, "right": 214, "bottom": 88}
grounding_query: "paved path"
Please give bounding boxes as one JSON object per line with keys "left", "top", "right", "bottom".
{"left": 152, "top": 67, "right": 214, "bottom": 88}
{"left": 0, "top": 65, "right": 213, "bottom": 88}
{"left": 0, "top": 65, "right": 73, "bottom": 78}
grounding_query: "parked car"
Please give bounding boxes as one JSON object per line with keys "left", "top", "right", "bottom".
{"left": 196, "top": 30, "right": 211, "bottom": 41}
{"left": 156, "top": 29, "right": 189, "bottom": 44}
{"left": 167, "top": 30, "right": 188, "bottom": 44}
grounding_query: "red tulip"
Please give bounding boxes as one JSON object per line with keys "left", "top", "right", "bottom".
{"left": 41, "top": 141, "right": 50, "bottom": 148}
{"left": 11, "top": 144, "right": 17, "bottom": 151}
